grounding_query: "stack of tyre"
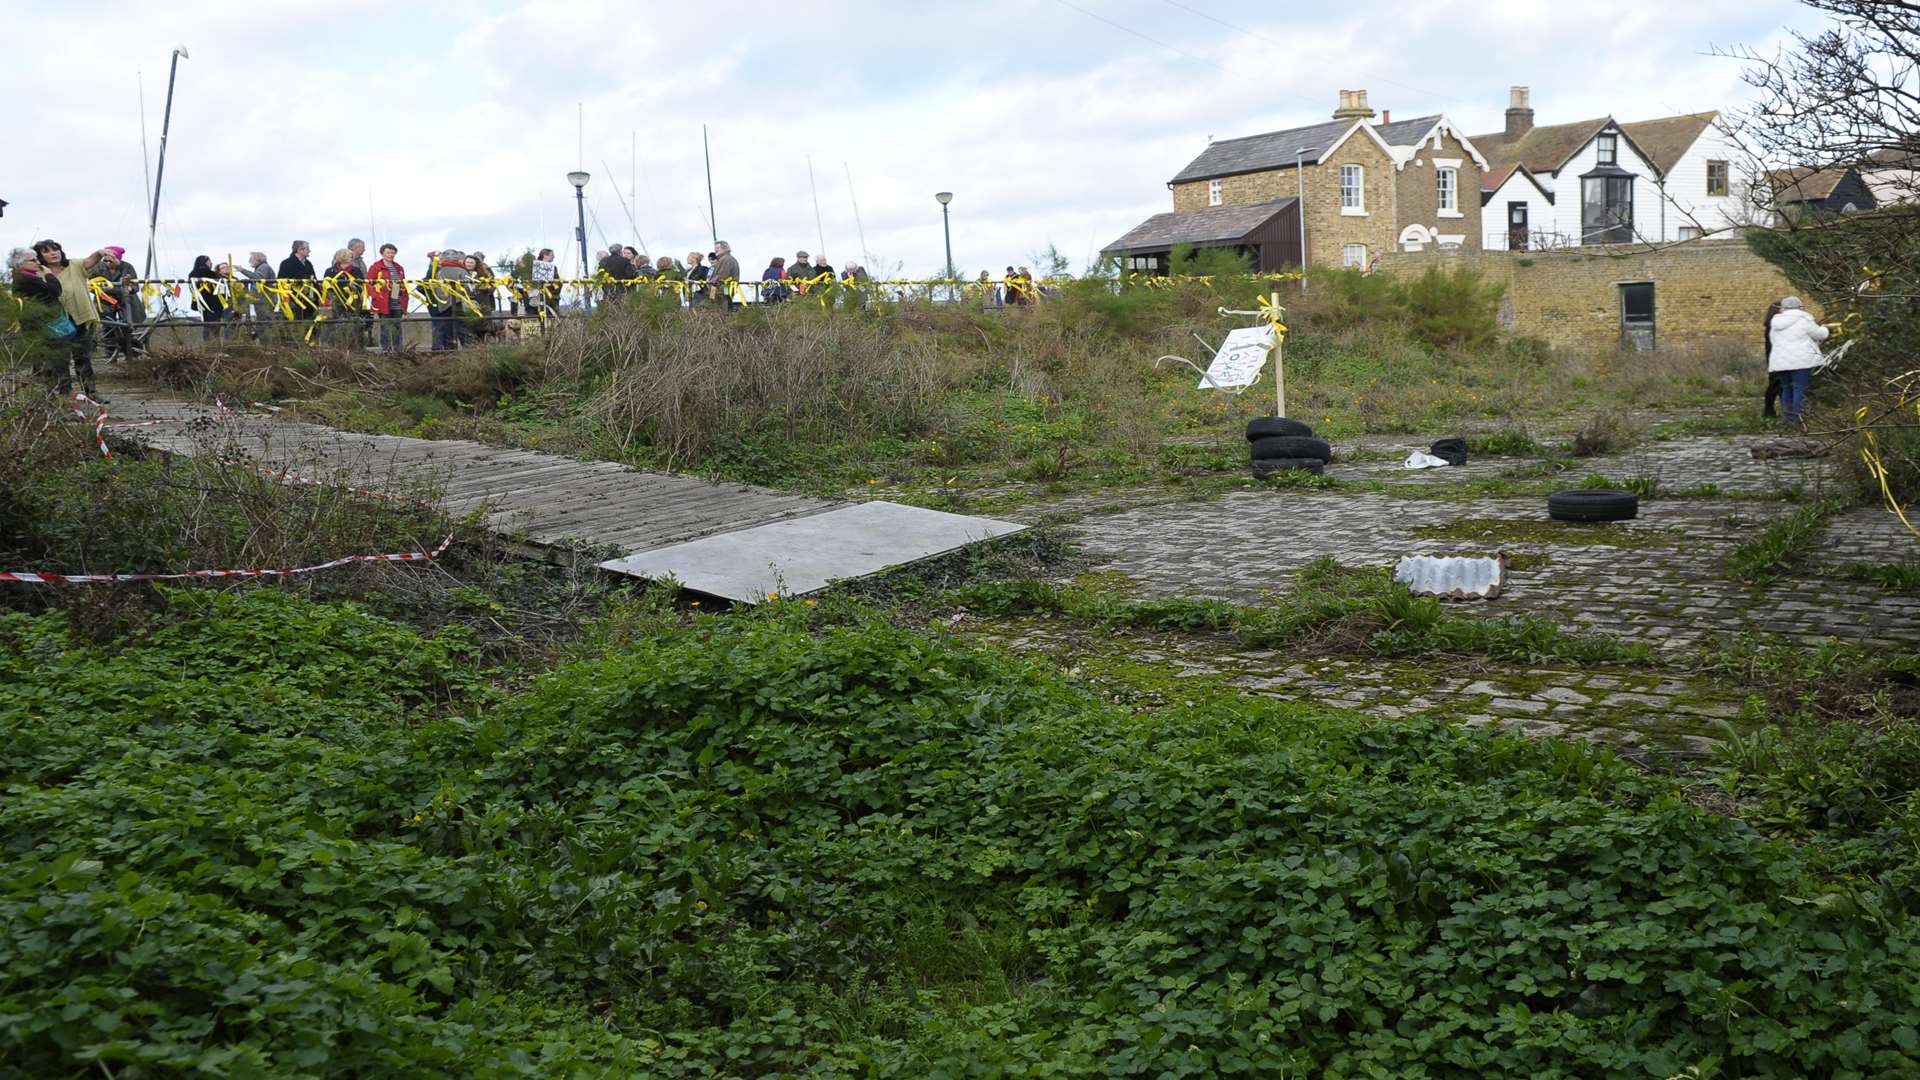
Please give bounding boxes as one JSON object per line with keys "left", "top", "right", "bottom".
{"left": 1246, "top": 417, "right": 1332, "bottom": 476}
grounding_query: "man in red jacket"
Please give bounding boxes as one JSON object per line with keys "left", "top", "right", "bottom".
{"left": 366, "top": 243, "right": 408, "bottom": 352}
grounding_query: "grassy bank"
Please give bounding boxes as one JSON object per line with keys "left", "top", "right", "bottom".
{"left": 134, "top": 270, "right": 1759, "bottom": 499}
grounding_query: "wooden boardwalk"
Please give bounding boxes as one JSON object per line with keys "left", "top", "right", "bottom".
{"left": 102, "top": 388, "right": 839, "bottom": 556}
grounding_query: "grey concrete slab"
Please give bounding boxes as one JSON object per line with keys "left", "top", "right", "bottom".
{"left": 599, "top": 501, "right": 1025, "bottom": 602}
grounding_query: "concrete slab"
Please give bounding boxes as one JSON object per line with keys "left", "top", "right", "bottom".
{"left": 598, "top": 501, "right": 1025, "bottom": 602}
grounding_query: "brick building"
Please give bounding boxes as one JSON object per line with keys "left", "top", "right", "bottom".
{"left": 1103, "top": 90, "right": 1490, "bottom": 272}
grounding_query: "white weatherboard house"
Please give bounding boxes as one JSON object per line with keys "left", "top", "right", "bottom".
{"left": 1473, "top": 87, "right": 1751, "bottom": 248}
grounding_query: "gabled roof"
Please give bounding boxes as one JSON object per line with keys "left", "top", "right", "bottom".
{"left": 1620, "top": 111, "right": 1719, "bottom": 175}
{"left": 1480, "top": 163, "right": 1553, "bottom": 204}
{"left": 1770, "top": 166, "right": 1854, "bottom": 203}
{"left": 1170, "top": 114, "right": 1443, "bottom": 183}
{"left": 1472, "top": 117, "right": 1610, "bottom": 175}
{"left": 1101, "top": 198, "right": 1297, "bottom": 255}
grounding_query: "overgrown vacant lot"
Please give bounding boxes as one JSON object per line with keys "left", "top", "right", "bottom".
{"left": 134, "top": 264, "right": 1762, "bottom": 505}
{"left": 5, "top": 267, "right": 1920, "bottom": 1077}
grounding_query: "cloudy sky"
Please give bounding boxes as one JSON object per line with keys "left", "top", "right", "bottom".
{"left": 9, "top": 0, "right": 1822, "bottom": 279}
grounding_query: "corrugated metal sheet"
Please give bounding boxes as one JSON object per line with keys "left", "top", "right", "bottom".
{"left": 1393, "top": 554, "right": 1508, "bottom": 599}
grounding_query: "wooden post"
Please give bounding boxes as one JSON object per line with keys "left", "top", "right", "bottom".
{"left": 1271, "top": 292, "right": 1286, "bottom": 418}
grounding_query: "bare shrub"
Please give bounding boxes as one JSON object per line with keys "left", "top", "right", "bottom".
{"left": 1571, "top": 410, "right": 1644, "bottom": 457}
{"left": 546, "top": 304, "right": 967, "bottom": 468}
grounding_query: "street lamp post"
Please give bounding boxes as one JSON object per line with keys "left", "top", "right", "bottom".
{"left": 935, "top": 191, "right": 954, "bottom": 302}
{"left": 567, "top": 170, "right": 591, "bottom": 311}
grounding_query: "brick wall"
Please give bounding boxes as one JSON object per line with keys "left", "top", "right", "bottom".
{"left": 1172, "top": 136, "right": 1397, "bottom": 268}
{"left": 1393, "top": 130, "right": 1483, "bottom": 254}
{"left": 1374, "top": 240, "right": 1810, "bottom": 353}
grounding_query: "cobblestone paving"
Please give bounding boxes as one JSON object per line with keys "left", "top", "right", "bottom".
{"left": 1326, "top": 434, "right": 1841, "bottom": 494}
{"left": 976, "top": 621, "right": 1743, "bottom": 759}
{"left": 1064, "top": 490, "right": 1920, "bottom": 649}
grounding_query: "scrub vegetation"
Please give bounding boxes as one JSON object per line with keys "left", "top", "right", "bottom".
{"left": 135, "top": 269, "right": 1758, "bottom": 501}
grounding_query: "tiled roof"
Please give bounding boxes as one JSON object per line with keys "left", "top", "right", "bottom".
{"left": 1481, "top": 163, "right": 1517, "bottom": 192}
{"left": 1476, "top": 110, "right": 1720, "bottom": 178}
{"left": 1770, "top": 166, "right": 1851, "bottom": 202}
{"left": 1471, "top": 118, "right": 1610, "bottom": 175}
{"left": 1169, "top": 115, "right": 1444, "bottom": 183}
{"left": 1620, "top": 111, "right": 1718, "bottom": 174}
{"left": 1101, "top": 199, "right": 1298, "bottom": 255}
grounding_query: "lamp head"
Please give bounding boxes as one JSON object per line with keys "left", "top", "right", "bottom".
{"left": 174, "top": 46, "right": 190, "bottom": 59}
{"left": 934, "top": 191, "right": 953, "bottom": 205}
{"left": 567, "top": 170, "right": 591, "bottom": 190}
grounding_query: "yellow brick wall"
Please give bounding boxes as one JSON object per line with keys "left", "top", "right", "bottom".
{"left": 1393, "top": 130, "right": 1483, "bottom": 252}
{"left": 1172, "top": 136, "right": 1398, "bottom": 268}
{"left": 1374, "top": 241, "right": 1811, "bottom": 353}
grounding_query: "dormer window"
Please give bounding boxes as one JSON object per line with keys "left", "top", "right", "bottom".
{"left": 1597, "top": 132, "right": 1618, "bottom": 166}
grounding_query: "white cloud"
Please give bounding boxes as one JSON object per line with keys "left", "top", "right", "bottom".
{"left": 5, "top": 0, "right": 1823, "bottom": 278}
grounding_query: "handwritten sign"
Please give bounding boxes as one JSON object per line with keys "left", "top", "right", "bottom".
{"left": 1197, "top": 325, "right": 1275, "bottom": 390}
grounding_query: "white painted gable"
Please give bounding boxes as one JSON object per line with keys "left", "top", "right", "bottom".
{"left": 1483, "top": 169, "right": 1556, "bottom": 250}
{"left": 1545, "top": 123, "right": 1661, "bottom": 245}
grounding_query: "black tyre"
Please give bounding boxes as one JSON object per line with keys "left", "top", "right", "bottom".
{"left": 1548, "top": 488, "right": 1639, "bottom": 522}
{"left": 1246, "top": 416, "right": 1314, "bottom": 440}
{"left": 1252, "top": 457, "right": 1325, "bottom": 477}
{"left": 1250, "top": 435, "right": 1332, "bottom": 462}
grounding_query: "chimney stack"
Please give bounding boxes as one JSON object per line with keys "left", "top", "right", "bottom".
{"left": 1333, "top": 89, "right": 1376, "bottom": 123}
{"left": 1505, "top": 86, "right": 1534, "bottom": 139}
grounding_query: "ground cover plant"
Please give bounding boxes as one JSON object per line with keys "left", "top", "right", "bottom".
{"left": 6, "top": 586, "right": 1920, "bottom": 1077}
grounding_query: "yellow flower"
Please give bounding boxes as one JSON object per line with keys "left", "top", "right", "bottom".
{"left": 868, "top": 479, "right": 878, "bottom": 485}
{"left": 767, "top": 592, "right": 779, "bottom": 600}
{"left": 690, "top": 600, "right": 701, "bottom": 607}
{"left": 804, "top": 599, "right": 817, "bottom": 606}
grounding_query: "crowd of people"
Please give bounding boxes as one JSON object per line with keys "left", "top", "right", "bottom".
{"left": 6, "top": 230, "right": 1062, "bottom": 400}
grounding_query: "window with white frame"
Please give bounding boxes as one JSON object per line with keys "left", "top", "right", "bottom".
{"left": 1706, "top": 160, "right": 1729, "bottom": 196}
{"left": 1207, "top": 179, "right": 1222, "bottom": 207}
{"left": 1677, "top": 226, "right": 1702, "bottom": 240}
{"left": 1342, "top": 244, "right": 1367, "bottom": 269}
{"left": 1597, "top": 132, "right": 1618, "bottom": 165}
{"left": 1340, "top": 164, "right": 1364, "bottom": 211}
{"left": 1436, "top": 168, "right": 1458, "bottom": 212}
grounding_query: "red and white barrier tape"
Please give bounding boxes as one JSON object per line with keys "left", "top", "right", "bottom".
{"left": 6, "top": 394, "right": 454, "bottom": 584}
{"left": 0, "top": 534, "right": 454, "bottom": 585}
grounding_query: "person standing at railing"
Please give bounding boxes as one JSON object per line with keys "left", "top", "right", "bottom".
{"left": 189, "top": 256, "right": 228, "bottom": 343}
{"left": 684, "top": 251, "right": 709, "bottom": 308}
{"left": 761, "top": 256, "right": 789, "bottom": 303}
{"left": 598, "top": 243, "right": 634, "bottom": 305}
{"left": 323, "top": 248, "right": 364, "bottom": 348}
{"left": 240, "top": 252, "right": 276, "bottom": 341}
{"left": 788, "top": 252, "right": 813, "bottom": 295}
{"left": 709, "top": 241, "right": 740, "bottom": 311}
{"left": 531, "top": 248, "right": 559, "bottom": 316}
{"left": 278, "top": 241, "right": 317, "bottom": 343}
{"left": 367, "top": 243, "right": 408, "bottom": 352}
{"left": 428, "top": 248, "right": 468, "bottom": 351}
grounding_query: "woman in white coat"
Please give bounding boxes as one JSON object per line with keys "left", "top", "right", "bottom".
{"left": 1768, "top": 296, "right": 1828, "bottom": 424}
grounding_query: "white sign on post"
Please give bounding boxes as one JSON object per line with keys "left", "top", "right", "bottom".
{"left": 1197, "top": 325, "right": 1275, "bottom": 390}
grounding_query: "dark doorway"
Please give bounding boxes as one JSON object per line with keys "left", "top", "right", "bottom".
{"left": 1507, "top": 202, "right": 1529, "bottom": 251}
{"left": 1620, "top": 282, "right": 1655, "bottom": 351}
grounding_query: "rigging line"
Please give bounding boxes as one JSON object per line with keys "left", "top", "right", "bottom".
{"left": 1048, "top": 0, "right": 1320, "bottom": 106}
{"left": 598, "top": 158, "right": 647, "bottom": 254}
{"left": 1156, "top": 0, "right": 1444, "bottom": 101}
